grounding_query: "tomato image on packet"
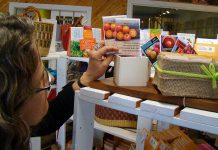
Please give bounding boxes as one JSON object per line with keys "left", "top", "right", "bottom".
{"left": 161, "top": 35, "right": 177, "bottom": 52}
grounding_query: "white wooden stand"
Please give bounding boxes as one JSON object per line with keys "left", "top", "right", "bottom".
{"left": 72, "top": 88, "right": 218, "bottom": 150}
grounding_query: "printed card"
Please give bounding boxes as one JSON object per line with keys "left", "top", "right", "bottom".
{"left": 161, "top": 35, "right": 177, "bottom": 52}
{"left": 69, "top": 27, "right": 84, "bottom": 57}
{"left": 172, "top": 39, "right": 196, "bottom": 54}
{"left": 177, "top": 33, "right": 196, "bottom": 47}
{"left": 102, "top": 15, "right": 127, "bottom": 46}
{"left": 115, "top": 18, "right": 141, "bottom": 56}
{"left": 150, "top": 29, "right": 162, "bottom": 39}
{"left": 141, "top": 36, "right": 160, "bottom": 64}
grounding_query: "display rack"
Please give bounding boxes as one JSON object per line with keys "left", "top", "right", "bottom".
{"left": 54, "top": 56, "right": 115, "bottom": 150}
{"left": 72, "top": 85, "right": 218, "bottom": 150}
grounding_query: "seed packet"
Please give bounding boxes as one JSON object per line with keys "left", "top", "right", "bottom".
{"left": 150, "top": 29, "right": 162, "bottom": 39}
{"left": 177, "top": 33, "right": 196, "bottom": 47}
{"left": 195, "top": 38, "right": 218, "bottom": 58}
{"left": 140, "top": 29, "right": 150, "bottom": 46}
{"left": 69, "top": 27, "right": 84, "bottom": 57}
{"left": 92, "top": 28, "right": 102, "bottom": 43}
{"left": 141, "top": 36, "right": 160, "bottom": 64}
{"left": 171, "top": 39, "right": 196, "bottom": 54}
{"left": 69, "top": 26, "right": 100, "bottom": 57}
{"left": 79, "top": 38, "right": 96, "bottom": 51}
{"left": 161, "top": 35, "right": 177, "bottom": 52}
{"left": 115, "top": 18, "right": 141, "bottom": 56}
{"left": 102, "top": 15, "right": 127, "bottom": 46}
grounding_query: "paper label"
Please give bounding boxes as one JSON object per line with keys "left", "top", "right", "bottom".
{"left": 115, "top": 18, "right": 141, "bottom": 56}
{"left": 92, "top": 28, "right": 102, "bottom": 43}
{"left": 177, "top": 33, "right": 196, "bottom": 47}
{"left": 141, "top": 36, "right": 160, "bottom": 64}
{"left": 197, "top": 45, "right": 215, "bottom": 53}
{"left": 83, "top": 26, "right": 93, "bottom": 39}
{"left": 71, "top": 27, "right": 83, "bottom": 41}
{"left": 102, "top": 15, "right": 127, "bottom": 47}
{"left": 149, "top": 136, "right": 158, "bottom": 149}
{"left": 79, "top": 38, "right": 96, "bottom": 51}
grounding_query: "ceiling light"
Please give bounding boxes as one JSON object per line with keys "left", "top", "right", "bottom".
{"left": 166, "top": 10, "right": 170, "bottom": 14}
{"left": 163, "top": 12, "right": 166, "bottom": 15}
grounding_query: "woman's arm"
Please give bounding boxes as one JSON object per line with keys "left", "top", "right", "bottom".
{"left": 31, "top": 81, "right": 74, "bottom": 136}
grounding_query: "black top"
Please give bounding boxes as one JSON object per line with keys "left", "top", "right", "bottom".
{"left": 31, "top": 81, "right": 75, "bottom": 136}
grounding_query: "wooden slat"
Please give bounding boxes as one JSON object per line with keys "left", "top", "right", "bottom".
{"left": 89, "top": 78, "right": 218, "bottom": 112}
{"left": 108, "top": 93, "right": 142, "bottom": 108}
{"left": 80, "top": 87, "right": 110, "bottom": 99}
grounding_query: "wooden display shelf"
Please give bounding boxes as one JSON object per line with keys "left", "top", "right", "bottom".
{"left": 89, "top": 78, "right": 218, "bottom": 113}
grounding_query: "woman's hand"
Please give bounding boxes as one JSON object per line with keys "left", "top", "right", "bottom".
{"left": 82, "top": 45, "right": 118, "bottom": 83}
{"left": 73, "top": 44, "right": 118, "bottom": 90}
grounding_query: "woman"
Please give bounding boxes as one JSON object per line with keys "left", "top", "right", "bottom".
{"left": 0, "top": 15, "right": 118, "bottom": 149}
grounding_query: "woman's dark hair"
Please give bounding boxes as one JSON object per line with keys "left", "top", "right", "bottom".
{"left": 0, "top": 15, "right": 40, "bottom": 149}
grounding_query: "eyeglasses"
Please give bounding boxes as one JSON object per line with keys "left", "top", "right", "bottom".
{"left": 34, "top": 69, "right": 51, "bottom": 94}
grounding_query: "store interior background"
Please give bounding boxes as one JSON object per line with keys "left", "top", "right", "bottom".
{"left": 1, "top": 1, "right": 218, "bottom": 38}
{"left": 0, "top": 0, "right": 218, "bottom": 149}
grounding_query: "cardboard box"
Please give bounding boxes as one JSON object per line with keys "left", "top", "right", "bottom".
{"left": 114, "top": 55, "right": 149, "bottom": 86}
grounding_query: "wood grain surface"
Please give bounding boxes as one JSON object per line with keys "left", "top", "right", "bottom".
{"left": 89, "top": 78, "right": 218, "bottom": 112}
{"left": 3, "top": 0, "right": 127, "bottom": 28}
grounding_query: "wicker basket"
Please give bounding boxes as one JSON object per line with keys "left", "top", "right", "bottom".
{"left": 153, "top": 52, "right": 218, "bottom": 99}
{"left": 95, "top": 105, "right": 137, "bottom": 128}
{"left": 21, "top": 6, "right": 53, "bottom": 56}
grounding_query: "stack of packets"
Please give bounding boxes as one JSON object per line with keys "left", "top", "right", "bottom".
{"left": 67, "top": 26, "right": 102, "bottom": 57}
{"left": 103, "top": 15, "right": 141, "bottom": 56}
{"left": 143, "top": 127, "right": 200, "bottom": 150}
{"left": 141, "top": 32, "right": 197, "bottom": 65}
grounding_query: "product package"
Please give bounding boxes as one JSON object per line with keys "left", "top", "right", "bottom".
{"left": 177, "top": 33, "right": 196, "bottom": 47}
{"left": 102, "top": 15, "right": 127, "bottom": 46}
{"left": 69, "top": 27, "right": 84, "bottom": 57}
{"left": 150, "top": 29, "right": 162, "bottom": 39}
{"left": 144, "top": 127, "right": 199, "bottom": 150}
{"left": 140, "top": 29, "right": 150, "bottom": 46}
{"left": 161, "top": 35, "right": 177, "bottom": 52}
{"left": 171, "top": 33, "right": 196, "bottom": 54}
{"left": 194, "top": 38, "right": 218, "bottom": 58}
{"left": 141, "top": 36, "right": 160, "bottom": 64}
{"left": 68, "top": 26, "right": 101, "bottom": 57}
{"left": 115, "top": 18, "right": 141, "bottom": 56}
{"left": 171, "top": 39, "right": 196, "bottom": 54}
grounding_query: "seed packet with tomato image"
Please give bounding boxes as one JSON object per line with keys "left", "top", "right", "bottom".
{"left": 177, "top": 33, "right": 195, "bottom": 47}
{"left": 102, "top": 15, "right": 127, "bottom": 46}
{"left": 171, "top": 39, "right": 196, "bottom": 54}
{"left": 161, "top": 35, "right": 177, "bottom": 52}
{"left": 115, "top": 18, "right": 141, "bottom": 56}
{"left": 141, "top": 36, "right": 160, "bottom": 64}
